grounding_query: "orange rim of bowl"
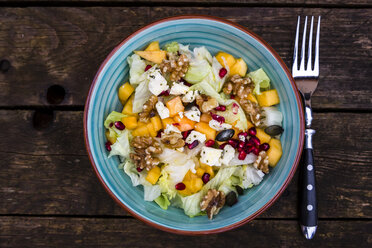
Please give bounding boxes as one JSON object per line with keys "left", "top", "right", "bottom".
{"left": 84, "top": 15, "right": 305, "bottom": 235}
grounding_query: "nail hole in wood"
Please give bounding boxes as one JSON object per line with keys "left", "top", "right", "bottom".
{"left": 0, "top": 59, "right": 11, "bottom": 73}
{"left": 47, "top": 85, "right": 65, "bottom": 104}
{"left": 33, "top": 109, "right": 53, "bottom": 130}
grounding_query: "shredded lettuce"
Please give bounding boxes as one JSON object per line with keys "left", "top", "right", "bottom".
{"left": 179, "top": 44, "right": 192, "bottom": 60}
{"left": 132, "top": 78, "right": 152, "bottom": 113}
{"left": 143, "top": 184, "right": 162, "bottom": 201}
{"left": 154, "top": 193, "right": 171, "bottom": 210}
{"left": 228, "top": 152, "right": 257, "bottom": 166}
{"left": 248, "top": 68, "right": 270, "bottom": 95}
{"left": 242, "top": 165, "right": 265, "bottom": 189}
{"left": 262, "top": 107, "right": 283, "bottom": 127}
{"left": 193, "top": 46, "right": 213, "bottom": 64}
{"left": 108, "top": 129, "right": 132, "bottom": 159}
{"left": 104, "top": 111, "right": 126, "bottom": 129}
{"left": 216, "top": 100, "right": 248, "bottom": 131}
{"left": 158, "top": 169, "right": 177, "bottom": 200}
{"left": 209, "top": 57, "right": 228, "bottom": 92}
{"left": 123, "top": 160, "right": 142, "bottom": 186}
{"left": 127, "top": 54, "right": 146, "bottom": 85}
{"left": 164, "top": 42, "right": 179, "bottom": 53}
{"left": 184, "top": 60, "right": 211, "bottom": 84}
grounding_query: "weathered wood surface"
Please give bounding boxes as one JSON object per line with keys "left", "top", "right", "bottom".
{"left": 0, "top": 217, "right": 371, "bottom": 247}
{"left": 1, "top": 110, "right": 370, "bottom": 218}
{"left": 0, "top": 7, "right": 371, "bottom": 109}
{"left": 0, "top": 0, "right": 371, "bottom": 6}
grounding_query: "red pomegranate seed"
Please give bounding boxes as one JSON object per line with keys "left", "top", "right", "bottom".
{"left": 105, "top": 141, "right": 112, "bottom": 151}
{"left": 211, "top": 113, "right": 225, "bottom": 124}
{"left": 156, "top": 131, "right": 162, "bottom": 138}
{"left": 219, "top": 143, "right": 227, "bottom": 149}
{"left": 252, "top": 146, "right": 260, "bottom": 155}
{"left": 215, "top": 105, "right": 226, "bottom": 111}
{"left": 246, "top": 145, "right": 255, "bottom": 154}
{"left": 136, "top": 167, "right": 143, "bottom": 172}
{"left": 232, "top": 103, "right": 239, "bottom": 114}
{"left": 109, "top": 122, "right": 113, "bottom": 128}
{"left": 175, "top": 182, "right": 186, "bottom": 190}
{"left": 238, "top": 150, "right": 247, "bottom": 160}
{"left": 114, "top": 121, "right": 125, "bottom": 130}
{"left": 230, "top": 95, "right": 235, "bottom": 99}
{"left": 182, "top": 130, "right": 191, "bottom": 139}
{"left": 159, "top": 90, "right": 170, "bottom": 96}
{"left": 172, "top": 123, "right": 180, "bottom": 126}
{"left": 259, "top": 143, "right": 270, "bottom": 151}
{"left": 248, "top": 127, "right": 257, "bottom": 136}
{"left": 187, "top": 140, "right": 199, "bottom": 149}
{"left": 205, "top": 140, "right": 215, "bottom": 147}
{"left": 238, "top": 141, "right": 245, "bottom": 149}
{"left": 145, "top": 65, "right": 152, "bottom": 71}
{"left": 238, "top": 147, "right": 244, "bottom": 152}
{"left": 219, "top": 68, "right": 227, "bottom": 78}
{"left": 238, "top": 132, "right": 248, "bottom": 137}
{"left": 250, "top": 136, "right": 261, "bottom": 146}
{"left": 202, "top": 173, "right": 210, "bottom": 184}
{"left": 228, "top": 139, "right": 239, "bottom": 148}
{"left": 179, "top": 78, "right": 192, "bottom": 86}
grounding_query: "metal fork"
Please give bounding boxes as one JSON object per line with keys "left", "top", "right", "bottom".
{"left": 292, "top": 16, "right": 321, "bottom": 240}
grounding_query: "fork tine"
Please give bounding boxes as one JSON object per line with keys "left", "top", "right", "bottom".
{"left": 314, "top": 16, "right": 321, "bottom": 76}
{"left": 292, "top": 16, "right": 300, "bottom": 74}
{"left": 299, "top": 16, "right": 308, "bottom": 72}
{"left": 307, "top": 16, "right": 314, "bottom": 71}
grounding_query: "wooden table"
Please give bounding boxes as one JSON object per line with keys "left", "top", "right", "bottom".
{"left": 0, "top": 1, "right": 371, "bottom": 247}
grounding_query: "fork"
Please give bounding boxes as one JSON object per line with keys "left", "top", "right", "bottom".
{"left": 292, "top": 16, "right": 321, "bottom": 239}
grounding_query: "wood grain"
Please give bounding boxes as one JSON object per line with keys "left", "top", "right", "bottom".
{"left": 0, "top": 217, "right": 371, "bottom": 247}
{"left": 0, "top": 110, "right": 371, "bottom": 218}
{"left": 0, "top": 7, "right": 371, "bottom": 109}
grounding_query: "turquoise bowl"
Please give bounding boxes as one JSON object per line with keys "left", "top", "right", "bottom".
{"left": 84, "top": 16, "right": 304, "bottom": 234}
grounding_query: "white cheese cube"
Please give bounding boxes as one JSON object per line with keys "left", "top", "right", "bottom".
{"left": 220, "top": 144, "right": 236, "bottom": 166}
{"left": 184, "top": 106, "right": 201, "bottom": 122}
{"left": 148, "top": 70, "right": 169, "bottom": 96}
{"left": 155, "top": 101, "right": 170, "bottom": 119}
{"left": 200, "top": 147, "right": 223, "bottom": 167}
{"left": 170, "top": 82, "right": 189, "bottom": 95}
{"left": 164, "top": 124, "right": 181, "bottom": 134}
{"left": 209, "top": 120, "right": 232, "bottom": 131}
{"left": 182, "top": 90, "right": 199, "bottom": 103}
{"left": 185, "top": 130, "right": 206, "bottom": 144}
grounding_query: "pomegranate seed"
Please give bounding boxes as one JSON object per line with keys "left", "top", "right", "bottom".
{"left": 180, "top": 78, "right": 192, "bottom": 86}
{"left": 238, "top": 132, "right": 248, "bottom": 137}
{"left": 114, "top": 121, "right": 125, "bottom": 130}
{"left": 105, "top": 141, "right": 112, "bottom": 151}
{"left": 159, "top": 90, "right": 170, "bottom": 96}
{"left": 250, "top": 136, "right": 261, "bottom": 146}
{"left": 219, "top": 68, "right": 227, "bottom": 78}
{"left": 238, "top": 141, "right": 245, "bottom": 149}
{"left": 187, "top": 140, "right": 199, "bottom": 149}
{"left": 205, "top": 140, "right": 215, "bottom": 147}
{"left": 172, "top": 123, "right": 180, "bottom": 126}
{"left": 252, "top": 146, "right": 260, "bottom": 155}
{"left": 248, "top": 127, "right": 257, "bottom": 136}
{"left": 219, "top": 143, "right": 227, "bottom": 149}
{"left": 175, "top": 182, "right": 186, "bottom": 190}
{"left": 232, "top": 103, "right": 239, "bottom": 114}
{"left": 238, "top": 147, "right": 244, "bottom": 152}
{"left": 182, "top": 130, "right": 191, "bottom": 139}
{"left": 211, "top": 113, "right": 225, "bottom": 124}
{"left": 228, "top": 139, "right": 239, "bottom": 148}
{"left": 259, "top": 143, "right": 270, "bottom": 151}
{"left": 246, "top": 145, "right": 255, "bottom": 154}
{"left": 145, "top": 65, "right": 152, "bottom": 71}
{"left": 136, "top": 167, "right": 143, "bottom": 172}
{"left": 156, "top": 131, "right": 162, "bottom": 138}
{"left": 109, "top": 122, "right": 113, "bottom": 128}
{"left": 238, "top": 150, "right": 247, "bottom": 160}
{"left": 215, "top": 105, "right": 226, "bottom": 111}
{"left": 230, "top": 95, "right": 235, "bottom": 99}
{"left": 202, "top": 173, "right": 210, "bottom": 184}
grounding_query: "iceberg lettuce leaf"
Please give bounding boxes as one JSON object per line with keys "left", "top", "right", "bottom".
{"left": 242, "top": 165, "right": 265, "bottom": 189}
{"left": 164, "top": 42, "right": 179, "bottom": 53}
{"left": 184, "top": 60, "right": 211, "bottom": 84}
{"left": 108, "top": 129, "right": 132, "bottom": 159}
{"left": 248, "top": 68, "right": 270, "bottom": 95}
{"left": 122, "top": 160, "right": 141, "bottom": 186}
{"left": 262, "top": 107, "right": 283, "bottom": 127}
{"left": 127, "top": 54, "right": 146, "bottom": 85}
{"left": 132, "top": 79, "right": 152, "bottom": 113}
{"left": 104, "top": 111, "right": 126, "bottom": 129}
{"left": 143, "top": 184, "right": 162, "bottom": 201}
{"left": 154, "top": 193, "right": 171, "bottom": 210}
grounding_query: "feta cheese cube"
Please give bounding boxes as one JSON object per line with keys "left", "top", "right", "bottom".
{"left": 182, "top": 90, "right": 199, "bottom": 103}
{"left": 155, "top": 101, "right": 170, "bottom": 119}
{"left": 184, "top": 106, "right": 201, "bottom": 122}
{"left": 220, "top": 144, "right": 236, "bottom": 166}
{"left": 170, "top": 82, "right": 189, "bottom": 95}
{"left": 209, "top": 120, "right": 232, "bottom": 131}
{"left": 185, "top": 130, "right": 206, "bottom": 144}
{"left": 148, "top": 70, "right": 169, "bottom": 96}
{"left": 200, "top": 147, "right": 223, "bottom": 167}
{"left": 164, "top": 124, "right": 181, "bottom": 134}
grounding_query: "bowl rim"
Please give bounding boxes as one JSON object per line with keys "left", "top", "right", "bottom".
{"left": 84, "top": 15, "right": 304, "bottom": 235}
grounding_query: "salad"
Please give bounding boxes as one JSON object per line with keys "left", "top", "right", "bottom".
{"left": 104, "top": 41, "right": 284, "bottom": 219}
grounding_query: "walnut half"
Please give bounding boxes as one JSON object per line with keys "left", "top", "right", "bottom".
{"left": 195, "top": 94, "right": 219, "bottom": 113}
{"left": 254, "top": 151, "right": 269, "bottom": 174}
{"left": 200, "top": 189, "right": 226, "bottom": 220}
{"left": 139, "top": 95, "right": 158, "bottom": 123}
{"left": 130, "top": 136, "right": 162, "bottom": 171}
{"left": 160, "top": 131, "right": 185, "bottom": 148}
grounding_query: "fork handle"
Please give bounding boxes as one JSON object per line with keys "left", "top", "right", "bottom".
{"left": 300, "top": 129, "right": 317, "bottom": 239}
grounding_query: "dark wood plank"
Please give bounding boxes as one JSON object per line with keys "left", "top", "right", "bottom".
{"left": 0, "top": 217, "right": 371, "bottom": 247}
{"left": 0, "top": 7, "right": 371, "bottom": 109}
{"left": 0, "top": 110, "right": 371, "bottom": 218}
{"left": 0, "top": 0, "right": 371, "bottom": 6}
